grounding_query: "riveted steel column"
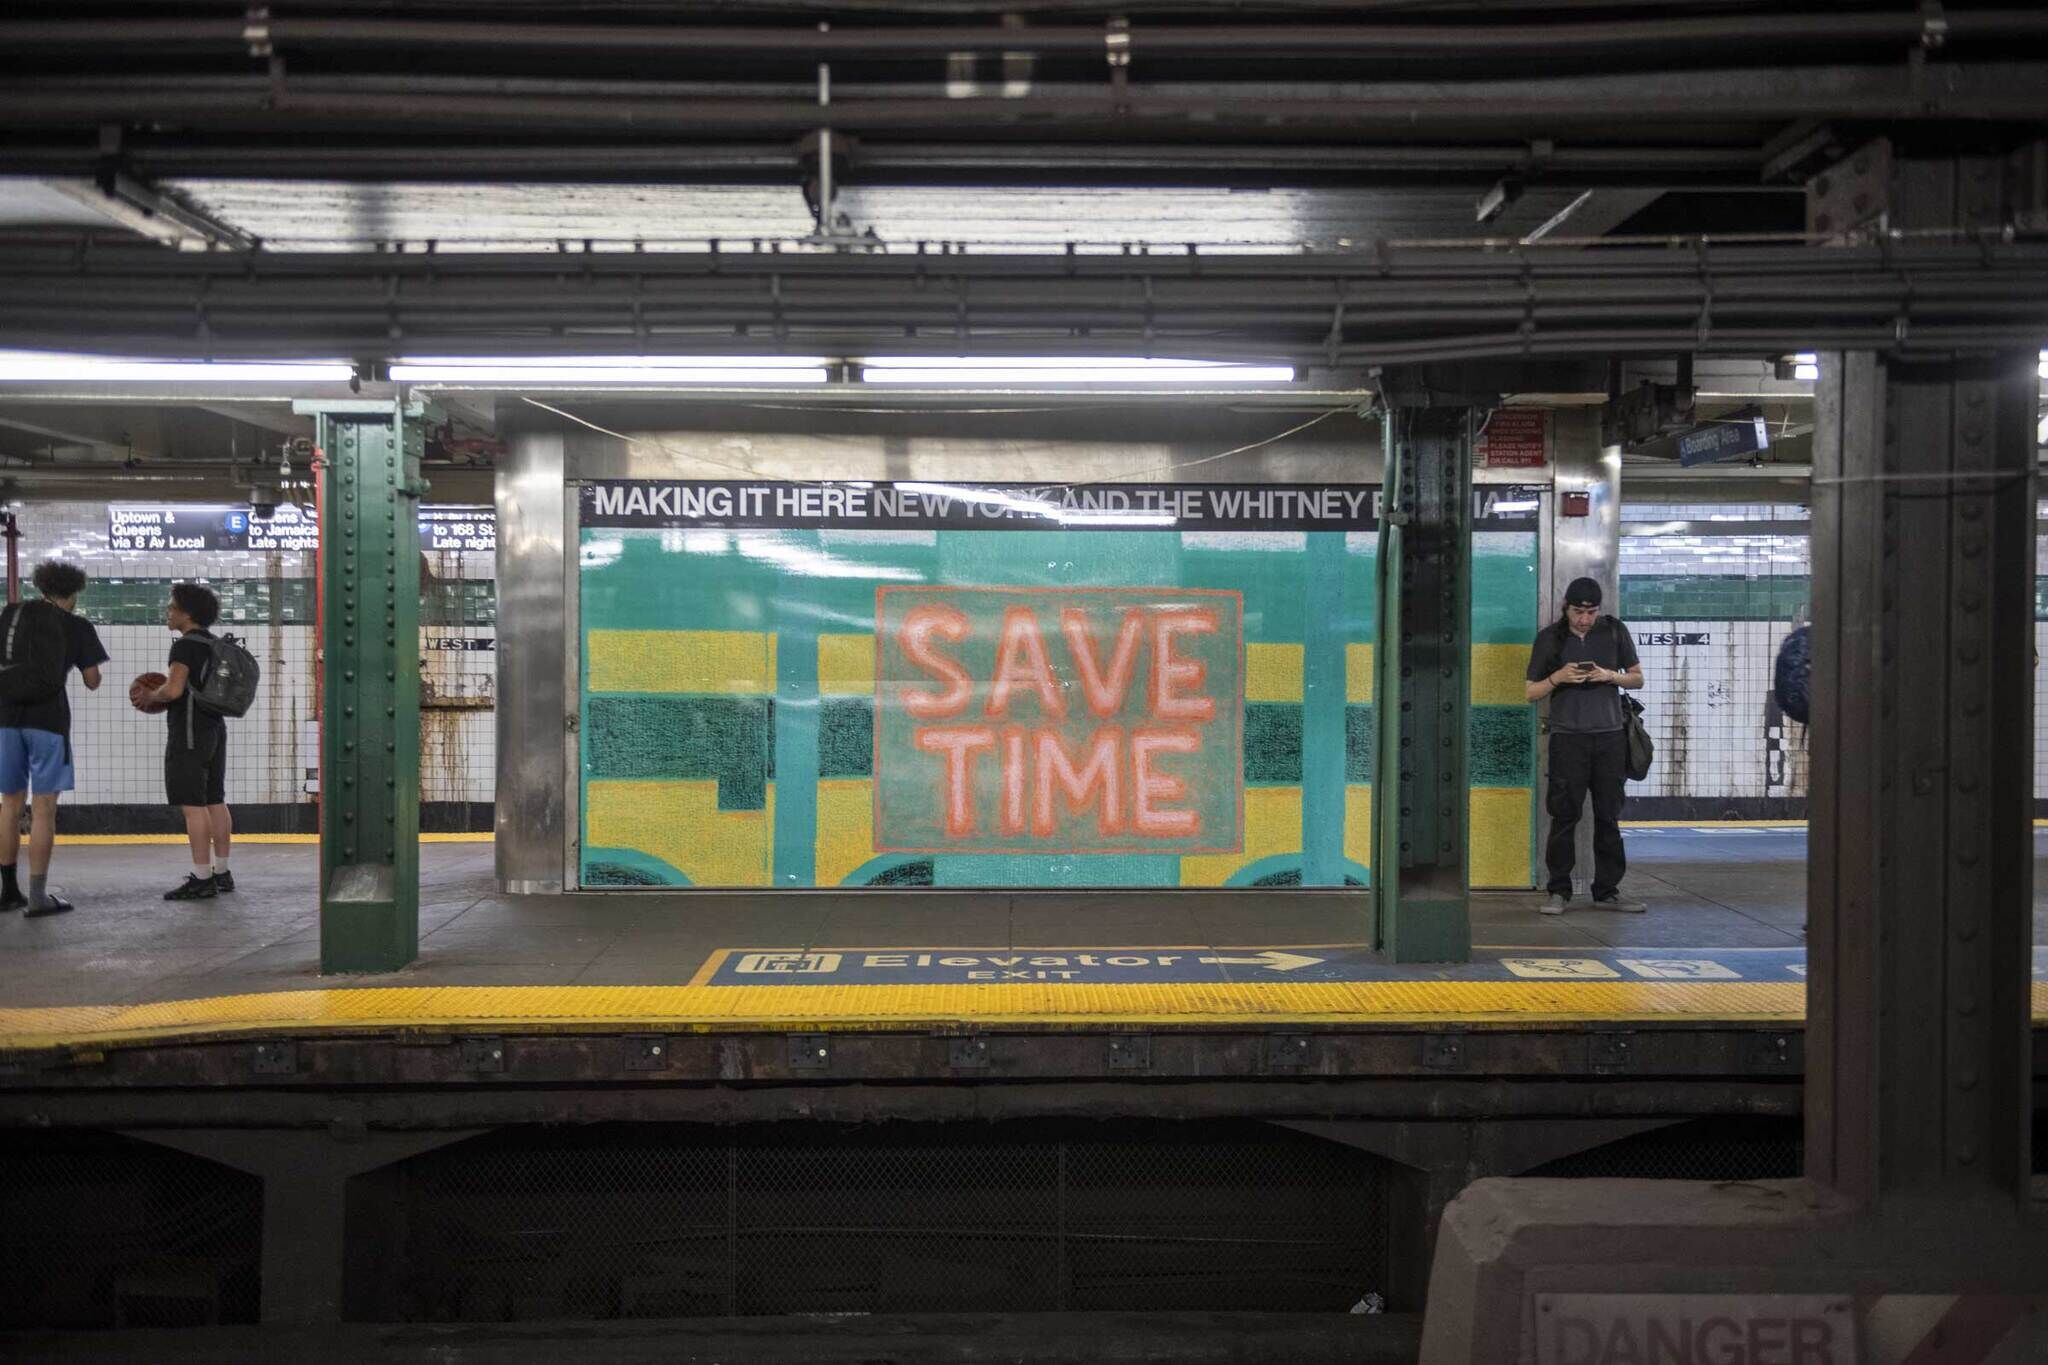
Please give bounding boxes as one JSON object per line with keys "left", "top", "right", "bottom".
{"left": 1807, "top": 153, "right": 2037, "bottom": 1207}
{"left": 309, "top": 402, "right": 422, "bottom": 974}
{"left": 1372, "top": 406, "right": 1473, "bottom": 962}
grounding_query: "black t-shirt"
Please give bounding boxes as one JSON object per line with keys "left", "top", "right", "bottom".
{"left": 0, "top": 604, "right": 110, "bottom": 739}
{"left": 169, "top": 629, "right": 226, "bottom": 743}
{"left": 1526, "top": 616, "right": 1641, "bottom": 734}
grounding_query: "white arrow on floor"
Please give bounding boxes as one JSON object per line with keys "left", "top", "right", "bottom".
{"left": 1196, "top": 950, "right": 1324, "bottom": 972}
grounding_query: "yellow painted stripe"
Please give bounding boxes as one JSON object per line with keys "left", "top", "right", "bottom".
{"left": 817, "top": 633, "right": 875, "bottom": 695}
{"left": 1620, "top": 820, "right": 1806, "bottom": 829}
{"left": 1245, "top": 643, "right": 1304, "bottom": 703}
{"left": 1345, "top": 642, "right": 1374, "bottom": 704}
{"left": 0, "top": 980, "right": 2038, "bottom": 1053}
{"left": 56, "top": 833, "right": 493, "bottom": 846}
{"left": 1470, "top": 787, "right": 1534, "bottom": 887}
{"left": 587, "top": 628, "right": 776, "bottom": 695}
{"left": 1470, "top": 643, "right": 1531, "bottom": 706}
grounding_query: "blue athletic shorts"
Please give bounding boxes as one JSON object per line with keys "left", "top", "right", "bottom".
{"left": 0, "top": 727, "right": 74, "bottom": 796}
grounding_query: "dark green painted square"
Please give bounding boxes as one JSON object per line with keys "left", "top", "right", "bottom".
{"left": 1243, "top": 702, "right": 1303, "bottom": 785}
{"left": 818, "top": 697, "right": 874, "bottom": 778}
{"left": 1345, "top": 704, "right": 1375, "bottom": 782}
{"left": 1469, "top": 705, "right": 1535, "bottom": 786}
{"left": 585, "top": 695, "right": 771, "bottom": 810}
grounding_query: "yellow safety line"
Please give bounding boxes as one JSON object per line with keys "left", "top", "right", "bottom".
{"left": 0, "top": 980, "right": 1831, "bottom": 1052}
{"left": 1, "top": 976, "right": 2039, "bottom": 1054}
{"left": 55, "top": 832, "right": 493, "bottom": 846}
{"left": 1620, "top": 819, "right": 1806, "bottom": 829}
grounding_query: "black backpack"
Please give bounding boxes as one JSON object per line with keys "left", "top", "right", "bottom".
{"left": 0, "top": 600, "right": 69, "bottom": 705}
{"left": 1773, "top": 625, "right": 1811, "bottom": 725}
{"left": 189, "top": 632, "right": 260, "bottom": 719}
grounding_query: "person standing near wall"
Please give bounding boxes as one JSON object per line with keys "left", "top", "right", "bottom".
{"left": 132, "top": 583, "right": 234, "bottom": 901}
{"left": 1524, "top": 577, "right": 1646, "bottom": 915}
{"left": 0, "top": 561, "right": 108, "bottom": 917}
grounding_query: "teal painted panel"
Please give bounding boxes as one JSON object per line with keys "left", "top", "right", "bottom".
{"left": 1472, "top": 532, "right": 1539, "bottom": 642}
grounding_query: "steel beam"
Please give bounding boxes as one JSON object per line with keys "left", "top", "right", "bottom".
{"left": 308, "top": 402, "right": 423, "bottom": 974}
{"left": 1373, "top": 407, "right": 1474, "bottom": 962}
{"left": 1, "top": 239, "right": 2045, "bottom": 366}
{"left": 1807, "top": 147, "right": 2040, "bottom": 1207}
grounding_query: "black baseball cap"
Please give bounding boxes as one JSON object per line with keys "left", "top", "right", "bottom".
{"left": 1565, "top": 577, "right": 1603, "bottom": 608}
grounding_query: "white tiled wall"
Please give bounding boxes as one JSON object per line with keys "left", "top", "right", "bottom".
{"left": 4, "top": 499, "right": 495, "bottom": 813}
{"left": 1623, "top": 498, "right": 2046, "bottom": 806}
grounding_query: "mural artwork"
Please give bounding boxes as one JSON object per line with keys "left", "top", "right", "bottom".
{"left": 576, "top": 479, "right": 1538, "bottom": 890}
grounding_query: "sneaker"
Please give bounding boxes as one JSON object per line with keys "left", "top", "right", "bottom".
{"left": 1593, "top": 894, "right": 1646, "bottom": 914}
{"left": 23, "top": 894, "right": 73, "bottom": 918}
{"left": 0, "top": 887, "right": 23, "bottom": 913}
{"left": 165, "top": 874, "right": 217, "bottom": 902}
{"left": 213, "top": 870, "right": 236, "bottom": 894}
{"left": 1540, "top": 893, "right": 1569, "bottom": 916}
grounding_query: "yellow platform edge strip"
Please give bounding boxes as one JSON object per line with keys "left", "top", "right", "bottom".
{"left": 54, "top": 832, "right": 493, "bottom": 846}
{"left": 3, "top": 982, "right": 2042, "bottom": 1054}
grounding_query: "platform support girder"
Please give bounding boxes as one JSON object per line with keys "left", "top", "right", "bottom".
{"left": 1372, "top": 405, "right": 1474, "bottom": 963}
{"left": 306, "top": 400, "right": 423, "bottom": 975}
{"left": 1806, "top": 147, "right": 2039, "bottom": 1209}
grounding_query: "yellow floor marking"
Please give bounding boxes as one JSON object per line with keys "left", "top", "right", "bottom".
{"left": 5, "top": 980, "right": 2037, "bottom": 1053}
{"left": 0, "top": 980, "right": 1833, "bottom": 1052}
{"left": 1620, "top": 820, "right": 1806, "bottom": 829}
{"left": 56, "top": 833, "right": 493, "bottom": 846}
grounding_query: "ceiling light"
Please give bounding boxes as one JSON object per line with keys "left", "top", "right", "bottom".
{"left": 0, "top": 351, "right": 352, "bottom": 382}
{"left": 391, "top": 356, "right": 830, "bottom": 383}
{"left": 861, "top": 357, "right": 1294, "bottom": 384}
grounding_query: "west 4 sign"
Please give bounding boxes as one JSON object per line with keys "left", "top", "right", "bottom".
{"left": 874, "top": 586, "right": 1245, "bottom": 856}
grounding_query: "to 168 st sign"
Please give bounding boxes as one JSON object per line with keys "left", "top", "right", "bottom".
{"left": 874, "top": 586, "right": 1245, "bottom": 856}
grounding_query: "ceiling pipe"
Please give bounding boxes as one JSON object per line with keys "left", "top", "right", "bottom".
{"left": 2, "top": 12, "right": 2044, "bottom": 61}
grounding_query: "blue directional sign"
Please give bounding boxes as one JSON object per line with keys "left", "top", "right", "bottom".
{"left": 696, "top": 944, "right": 1996, "bottom": 988}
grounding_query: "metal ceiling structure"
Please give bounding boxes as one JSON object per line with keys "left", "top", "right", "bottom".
{"left": 0, "top": 1, "right": 2042, "bottom": 448}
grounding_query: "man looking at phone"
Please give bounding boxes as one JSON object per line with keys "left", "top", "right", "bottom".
{"left": 1525, "top": 577, "right": 1645, "bottom": 914}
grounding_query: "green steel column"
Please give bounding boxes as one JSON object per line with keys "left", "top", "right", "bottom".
{"left": 307, "top": 401, "right": 423, "bottom": 974}
{"left": 1371, "top": 406, "right": 1473, "bottom": 962}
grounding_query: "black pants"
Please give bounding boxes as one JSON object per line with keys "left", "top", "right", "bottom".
{"left": 1545, "top": 728, "right": 1627, "bottom": 899}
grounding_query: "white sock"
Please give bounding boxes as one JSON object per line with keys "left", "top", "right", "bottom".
{"left": 193, "top": 860, "right": 212, "bottom": 880}
{"left": 212, "top": 853, "right": 230, "bottom": 874}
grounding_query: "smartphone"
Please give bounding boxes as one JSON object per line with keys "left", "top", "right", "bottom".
{"left": 1572, "top": 662, "right": 1599, "bottom": 675}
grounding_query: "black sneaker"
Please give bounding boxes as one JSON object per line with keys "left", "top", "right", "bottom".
{"left": 165, "top": 874, "right": 217, "bottom": 902}
{"left": 213, "top": 870, "right": 236, "bottom": 894}
{"left": 23, "top": 894, "right": 73, "bottom": 918}
{"left": 0, "top": 887, "right": 24, "bottom": 913}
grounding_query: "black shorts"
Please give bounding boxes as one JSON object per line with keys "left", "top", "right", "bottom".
{"left": 165, "top": 728, "right": 227, "bottom": 808}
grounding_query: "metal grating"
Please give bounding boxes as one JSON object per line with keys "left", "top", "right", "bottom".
{"left": 1525, "top": 1117, "right": 1802, "bottom": 1181}
{"left": 0, "top": 1129, "right": 262, "bottom": 1329}
{"left": 348, "top": 1120, "right": 1389, "bottom": 1322}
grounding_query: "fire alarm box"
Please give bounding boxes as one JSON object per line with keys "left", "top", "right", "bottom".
{"left": 1560, "top": 491, "right": 1591, "bottom": 517}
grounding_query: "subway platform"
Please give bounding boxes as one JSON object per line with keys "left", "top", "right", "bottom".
{"left": 1, "top": 827, "right": 2043, "bottom": 1058}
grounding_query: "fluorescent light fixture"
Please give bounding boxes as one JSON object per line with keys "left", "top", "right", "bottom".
{"left": 391, "top": 356, "right": 829, "bottom": 383}
{"left": 862, "top": 357, "right": 1294, "bottom": 384}
{"left": 0, "top": 350, "right": 352, "bottom": 382}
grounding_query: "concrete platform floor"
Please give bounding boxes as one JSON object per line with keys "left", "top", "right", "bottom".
{"left": 0, "top": 827, "right": 2041, "bottom": 1013}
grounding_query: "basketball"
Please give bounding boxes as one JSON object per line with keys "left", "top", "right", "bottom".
{"left": 130, "top": 672, "right": 170, "bottom": 714}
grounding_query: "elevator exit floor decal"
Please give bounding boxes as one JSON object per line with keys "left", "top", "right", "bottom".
{"left": 698, "top": 945, "right": 2048, "bottom": 988}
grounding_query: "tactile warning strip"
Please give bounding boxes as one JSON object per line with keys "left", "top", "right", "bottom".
{"left": 3, "top": 982, "right": 2042, "bottom": 1055}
